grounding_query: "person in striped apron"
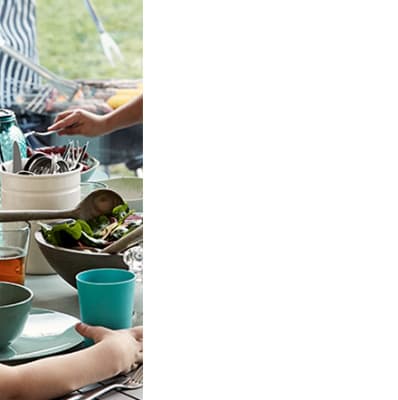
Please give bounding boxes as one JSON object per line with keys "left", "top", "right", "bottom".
{"left": 0, "top": 0, "right": 39, "bottom": 109}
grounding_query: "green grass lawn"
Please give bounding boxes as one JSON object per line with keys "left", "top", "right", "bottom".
{"left": 36, "top": 0, "right": 142, "bottom": 80}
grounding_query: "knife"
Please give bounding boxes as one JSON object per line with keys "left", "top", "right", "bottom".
{"left": 0, "top": 144, "right": 7, "bottom": 172}
{"left": 64, "top": 372, "right": 139, "bottom": 400}
{"left": 12, "top": 141, "right": 22, "bottom": 173}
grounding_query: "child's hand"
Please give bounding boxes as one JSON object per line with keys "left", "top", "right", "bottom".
{"left": 75, "top": 323, "right": 143, "bottom": 370}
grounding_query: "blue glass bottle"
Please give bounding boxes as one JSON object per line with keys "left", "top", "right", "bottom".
{"left": 0, "top": 109, "right": 27, "bottom": 162}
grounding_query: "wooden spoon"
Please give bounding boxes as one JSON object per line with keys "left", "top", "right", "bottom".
{"left": 0, "top": 189, "right": 124, "bottom": 222}
{"left": 100, "top": 225, "right": 143, "bottom": 254}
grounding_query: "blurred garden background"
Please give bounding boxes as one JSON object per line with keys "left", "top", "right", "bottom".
{"left": 36, "top": 0, "right": 142, "bottom": 80}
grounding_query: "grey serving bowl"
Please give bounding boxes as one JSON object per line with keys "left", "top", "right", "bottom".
{"left": 34, "top": 231, "right": 128, "bottom": 289}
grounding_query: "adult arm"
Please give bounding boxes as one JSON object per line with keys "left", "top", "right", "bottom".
{"left": 48, "top": 94, "right": 143, "bottom": 137}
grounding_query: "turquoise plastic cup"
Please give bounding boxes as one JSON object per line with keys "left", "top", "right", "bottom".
{"left": 76, "top": 268, "right": 136, "bottom": 330}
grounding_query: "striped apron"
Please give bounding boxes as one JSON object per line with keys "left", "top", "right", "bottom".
{"left": 0, "top": 0, "right": 39, "bottom": 108}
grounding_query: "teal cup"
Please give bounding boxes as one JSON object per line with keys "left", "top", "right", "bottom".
{"left": 0, "top": 282, "right": 33, "bottom": 348}
{"left": 76, "top": 268, "right": 136, "bottom": 330}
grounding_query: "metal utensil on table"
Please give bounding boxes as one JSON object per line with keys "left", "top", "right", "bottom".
{"left": 65, "top": 365, "right": 143, "bottom": 400}
{"left": 0, "top": 189, "right": 124, "bottom": 222}
{"left": 100, "top": 225, "right": 143, "bottom": 254}
{"left": 82, "top": 364, "right": 143, "bottom": 400}
{"left": 84, "top": 0, "right": 124, "bottom": 67}
{"left": 12, "top": 141, "right": 23, "bottom": 173}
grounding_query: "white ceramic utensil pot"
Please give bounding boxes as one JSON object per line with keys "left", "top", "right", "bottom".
{"left": 0, "top": 160, "right": 81, "bottom": 274}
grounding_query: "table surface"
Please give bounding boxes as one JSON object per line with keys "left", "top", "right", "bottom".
{"left": 26, "top": 271, "right": 143, "bottom": 400}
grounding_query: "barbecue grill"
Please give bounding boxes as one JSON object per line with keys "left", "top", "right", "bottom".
{"left": 0, "top": 40, "right": 143, "bottom": 172}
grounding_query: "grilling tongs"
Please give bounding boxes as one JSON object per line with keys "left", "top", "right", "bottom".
{"left": 0, "top": 35, "right": 80, "bottom": 100}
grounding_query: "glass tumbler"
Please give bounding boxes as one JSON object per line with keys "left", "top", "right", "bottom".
{"left": 0, "top": 221, "right": 30, "bottom": 285}
{"left": 123, "top": 244, "right": 143, "bottom": 326}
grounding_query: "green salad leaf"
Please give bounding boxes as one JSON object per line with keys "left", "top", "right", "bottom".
{"left": 77, "top": 219, "right": 93, "bottom": 236}
{"left": 88, "top": 215, "right": 110, "bottom": 236}
{"left": 79, "top": 231, "right": 110, "bottom": 248}
{"left": 40, "top": 220, "right": 82, "bottom": 247}
{"left": 40, "top": 201, "right": 143, "bottom": 250}
{"left": 112, "top": 203, "right": 135, "bottom": 222}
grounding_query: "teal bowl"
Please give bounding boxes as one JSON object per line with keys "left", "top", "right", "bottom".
{"left": 80, "top": 156, "right": 100, "bottom": 182}
{"left": 0, "top": 282, "right": 33, "bottom": 348}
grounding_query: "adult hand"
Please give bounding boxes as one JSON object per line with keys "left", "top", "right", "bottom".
{"left": 48, "top": 109, "right": 109, "bottom": 137}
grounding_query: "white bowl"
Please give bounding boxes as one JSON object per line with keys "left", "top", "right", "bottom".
{"left": 80, "top": 156, "right": 100, "bottom": 182}
{"left": 97, "top": 177, "right": 142, "bottom": 200}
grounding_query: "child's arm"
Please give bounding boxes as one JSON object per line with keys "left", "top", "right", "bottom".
{"left": 0, "top": 323, "right": 143, "bottom": 400}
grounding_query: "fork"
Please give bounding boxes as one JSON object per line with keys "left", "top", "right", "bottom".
{"left": 84, "top": 0, "right": 124, "bottom": 67}
{"left": 24, "top": 130, "right": 58, "bottom": 138}
{"left": 67, "top": 364, "right": 143, "bottom": 400}
{"left": 24, "top": 122, "right": 80, "bottom": 139}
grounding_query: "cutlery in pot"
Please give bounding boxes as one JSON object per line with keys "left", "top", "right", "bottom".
{"left": 0, "top": 144, "right": 7, "bottom": 172}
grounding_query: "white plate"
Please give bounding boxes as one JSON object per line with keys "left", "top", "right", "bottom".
{"left": 0, "top": 308, "right": 83, "bottom": 363}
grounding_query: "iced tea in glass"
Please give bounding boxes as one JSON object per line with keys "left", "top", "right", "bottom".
{"left": 0, "top": 222, "right": 30, "bottom": 285}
